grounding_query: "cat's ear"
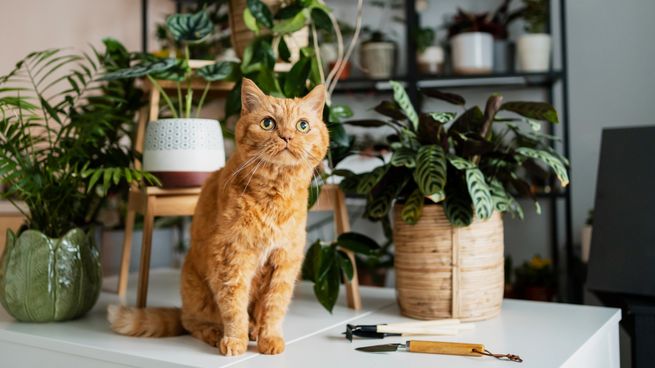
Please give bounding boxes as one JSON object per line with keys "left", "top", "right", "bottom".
{"left": 241, "top": 78, "right": 266, "bottom": 113}
{"left": 301, "top": 84, "right": 326, "bottom": 115}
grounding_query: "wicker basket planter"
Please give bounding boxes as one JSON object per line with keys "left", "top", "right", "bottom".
{"left": 229, "top": 0, "right": 308, "bottom": 61}
{"left": 393, "top": 204, "right": 504, "bottom": 321}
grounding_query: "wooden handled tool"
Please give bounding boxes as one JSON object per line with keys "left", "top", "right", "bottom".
{"left": 356, "top": 340, "right": 523, "bottom": 362}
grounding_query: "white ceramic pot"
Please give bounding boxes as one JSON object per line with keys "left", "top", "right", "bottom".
{"left": 417, "top": 46, "right": 445, "bottom": 74}
{"left": 516, "top": 33, "right": 552, "bottom": 72}
{"left": 451, "top": 32, "right": 493, "bottom": 74}
{"left": 360, "top": 41, "right": 396, "bottom": 79}
{"left": 143, "top": 118, "right": 225, "bottom": 187}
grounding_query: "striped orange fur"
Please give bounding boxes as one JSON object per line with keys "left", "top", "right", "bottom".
{"left": 108, "top": 78, "right": 328, "bottom": 356}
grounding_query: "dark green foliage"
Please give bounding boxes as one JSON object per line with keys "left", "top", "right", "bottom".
{"left": 0, "top": 40, "right": 158, "bottom": 237}
{"left": 167, "top": 10, "right": 214, "bottom": 42}
{"left": 302, "top": 233, "right": 380, "bottom": 312}
{"left": 347, "top": 84, "right": 568, "bottom": 226}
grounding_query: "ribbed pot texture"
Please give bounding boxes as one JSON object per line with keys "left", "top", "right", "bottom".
{"left": 394, "top": 204, "right": 504, "bottom": 321}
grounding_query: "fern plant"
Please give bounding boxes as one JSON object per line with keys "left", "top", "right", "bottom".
{"left": 339, "top": 82, "right": 569, "bottom": 227}
{"left": 0, "top": 39, "right": 158, "bottom": 238}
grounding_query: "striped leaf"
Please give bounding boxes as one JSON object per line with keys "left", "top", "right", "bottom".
{"left": 197, "top": 61, "right": 240, "bottom": 82}
{"left": 500, "top": 101, "right": 559, "bottom": 124}
{"left": 401, "top": 188, "right": 424, "bottom": 224}
{"left": 356, "top": 165, "right": 388, "bottom": 194}
{"left": 246, "top": 0, "right": 274, "bottom": 29}
{"left": 426, "top": 191, "right": 445, "bottom": 203}
{"left": 365, "top": 176, "right": 409, "bottom": 220}
{"left": 390, "top": 80, "right": 419, "bottom": 131}
{"left": 444, "top": 191, "right": 473, "bottom": 226}
{"left": 413, "top": 145, "right": 447, "bottom": 196}
{"left": 465, "top": 168, "right": 493, "bottom": 220}
{"left": 489, "top": 179, "right": 511, "bottom": 212}
{"left": 515, "top": 147, "right": 569, "bottom": 186}
{"left": 100, "top": 58, "right": 178, "bottom": 81}
{"left": 166, "top": 11, "right": 214, "bottom": 43}
{"left": 390, "top": 147, "right": 416, "bottom": 168}
{"left": 447, "top": 154, "right": 476, "bottom": 170}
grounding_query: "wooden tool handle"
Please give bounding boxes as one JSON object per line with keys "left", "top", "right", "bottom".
{"left": 407, "top": 340, "right": 484, "bottom": 357}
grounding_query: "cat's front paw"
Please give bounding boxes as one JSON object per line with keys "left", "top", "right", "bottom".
{"left": 257, "top": 335, "right": 285, "bottom": 355}
{"left": 219, "top": 336, "right": 248, "bottom": 356}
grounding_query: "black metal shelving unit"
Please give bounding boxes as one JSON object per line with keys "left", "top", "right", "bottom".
{"left": 141, "top": 0, "right": 576, "bottom": 302}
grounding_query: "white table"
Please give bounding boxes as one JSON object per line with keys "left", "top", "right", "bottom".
{"left": 0, "top": 269, "right": 621, "bottom": 368}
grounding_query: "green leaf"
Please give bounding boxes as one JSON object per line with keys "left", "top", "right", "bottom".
{"left": 327, "top": 120, "right": 349, "bottom": 148}
{"left": 389, "top": 80, "right": 418, "bottom": 131}
{"left": 413, "top": 145, "right": 447, "bottom": 196}
{"left": 100, "top": 58, "right": 178, "bottom": 81}
{"left": 448, "top": 154, "right": 476, "bottom": 170}
{"left": 247, "top": 0, "right": 274, "bottom": 29}
{"left": 338, "top": 173, "right": 364, "bottom": 194}
{"left": 273, "top": 11, "right": 307, "bottom": 34}
{"left": 426, "top": 191, "right": 445, "bottom": 203}
{"left": 489, "top": 179, "right": 511, "bottom": 212}
{"left": 302, "top": 240, "right": 321, "bottom": 281}
{"left": 311, "top": 8, "right": 333, "bottom": 32}
{"left": 166, "top": 11, "right": 214, "bottom": 43}
{"left": 515, "top": 147, "right": 569, "bottom": 186}
{"left": 356, "top": 165, "right": 388, "bottom": 194}
{"left": 444, "top": 191, "right": 473, "bottom": 226}
{"left": 420, "top": 88, "right": 466, "bottom": 105}
{"left": 501, "top": 101, "right": 559, "bottom": 124}
{"left": 308, "top": 180, "right": 322, "bottom": 208}
{"left": 365, "top": 175, "right": 409, "bottom": 220}
{"left": 374, "top": 100, "right": 406, "bottom": 121}
{"left": 313, "top": 261, "right": 340, "bottom": 312}
{"left": 316, "top": 246, "right": 336, "bottom": 282}
{"left": 197, "top": 61, "right": 240, "bottom": 82}
{"left": 328, "top": 105, "right": 353, "bottom": 122}
{"left": 337, "top": 232, "right": 380, "bottom": 255}
{"left": 390, "top": 147, "right": 416, "bottom": 168}
{"left": 278, "top": 37, "right": 291, "bottom": 62}
{"left": 283, "top": 57, "right": 311, "bottom": 97}
{"left": 465, "top": 168, "right": 493, "bottom": 220}
{"left": 243, "top": 8, "right": 260, "bottom": 33}
{"left": 343, "top": 119, "right": 387, "bottom": 128}
{"left": 336, "top": 251, "right": 354, "bottom": 281}
{"left": 401, "top": 188, "right": 424, "bottom": 225}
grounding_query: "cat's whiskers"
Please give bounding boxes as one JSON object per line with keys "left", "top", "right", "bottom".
{"left": 223, "top": 151, "right": 265, "bottom": 190}
{"left": 242, "top": 155, "right": 267, "bottom": 195}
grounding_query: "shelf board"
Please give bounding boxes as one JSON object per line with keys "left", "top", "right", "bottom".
{"left": 331, "top": 71, "right": 562, "bottom": 94}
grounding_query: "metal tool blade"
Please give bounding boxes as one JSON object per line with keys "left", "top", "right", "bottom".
{"left": 355, "top": 343, "right": 404, "bottom": 353}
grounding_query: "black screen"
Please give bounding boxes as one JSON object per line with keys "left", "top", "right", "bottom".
{"left": 587, "top": 125, "right": 655, "bottom": 297}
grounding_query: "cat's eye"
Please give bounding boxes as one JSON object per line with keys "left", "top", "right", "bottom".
{"left": 260, "top": 117, "right": 276, "bottom": 131}
{"left": 296, "top": 120, "right": 310, "bottom": 133}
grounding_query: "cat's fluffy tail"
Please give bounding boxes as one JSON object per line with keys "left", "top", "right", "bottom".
{"left": 107, "top": 305, "right": 185, "bottom": 337}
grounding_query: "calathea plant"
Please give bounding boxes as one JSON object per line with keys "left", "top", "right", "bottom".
{"left": 102, "top": 10, "right": 241, "bottom": 116}
{"left": 339, "top": 82, "right": 569, "bottom": 226}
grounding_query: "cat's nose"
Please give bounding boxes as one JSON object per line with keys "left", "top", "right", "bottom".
{"left": 278, "top": 134, "right": 293, "bottom": 143}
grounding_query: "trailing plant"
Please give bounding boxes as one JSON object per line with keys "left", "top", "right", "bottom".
{"left": 339, "top": 82, "right": 569, "bottom": 227}
{"left": 102, "top": 10, "right": 241, "bottom": 118}
{"left": 226, "top": 0, "right": 365, "bottom": 205}
{"left": 0, "top": 39, "right": 159, "bottom": 238}
{"left": 302, "top": 232, "right": 381, "bottom": 312}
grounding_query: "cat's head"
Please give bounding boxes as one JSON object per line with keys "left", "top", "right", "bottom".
{"left": 235, "top": 78, "right": 329, "bottom": 168}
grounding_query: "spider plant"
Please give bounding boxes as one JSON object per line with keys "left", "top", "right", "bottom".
{"left": 0, "top": 39, "right": 158, "bottom": 238}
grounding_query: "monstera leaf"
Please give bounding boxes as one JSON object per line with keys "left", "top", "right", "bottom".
{"left": 100, "top": 58, "right": 178, "bottom": 81}
{"left": 197, "top": 61, "right": 241, "bottom": 82}
{"left": 167, "top": 11, "right": 214, "bottom": 43}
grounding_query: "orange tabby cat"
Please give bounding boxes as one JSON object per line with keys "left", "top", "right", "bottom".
{"left": 108, "top": 78, "right": 329, "bottom": 356}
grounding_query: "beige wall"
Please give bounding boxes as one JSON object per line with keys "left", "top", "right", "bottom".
{"left": 0, "top": 0, "right": 173, "bottom": 75}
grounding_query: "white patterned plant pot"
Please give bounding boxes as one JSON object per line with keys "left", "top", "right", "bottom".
{"left": 143, "top": 118, "right": 225, "bottom": 188}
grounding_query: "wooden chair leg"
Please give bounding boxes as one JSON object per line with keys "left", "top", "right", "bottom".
{"left": 334, "top": 189, "right": 362, "bottom": 310}
{"left": 117, "top": 207, "right": 136, "bottom": 299}
{"left": 137, "top": 196, "right": 156, "bottom": 308}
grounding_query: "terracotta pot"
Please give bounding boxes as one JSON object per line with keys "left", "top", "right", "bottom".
{"left": 394, "top": 205, "right": 504, "bottom": 321}
{"left": 143, "top": 118, "right": 225, "bottom": 188}
{"left": 329, "top": 61, "right": 351, "bottom": 80}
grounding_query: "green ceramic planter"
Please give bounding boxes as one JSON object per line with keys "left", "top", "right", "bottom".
{"left": 0, "top": 228, "right": 102, "bottom": 322}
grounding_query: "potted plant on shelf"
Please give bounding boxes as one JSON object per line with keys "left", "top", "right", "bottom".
{"left": 416, "top": 26, "right": 444, "bottom": 75}
{"left": 446, "top": 9, "right": 496, "bottom": 74}
{"left": 514, "top": 255, "right": 556, "bottom": 301}
{"left": 102, "top": 11, "right": 238, "bottom": 188}
{"left": 516, "top": 0, "right": 551, "bottom": 72}
{"left": 360, "top": 30, "right": 397, "bottom": 79}
{"left": 339, "top": 82, "right": 568, "bottom": 320}
{"left": 0, "top": 40, "right": 159, "bottom": 322}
